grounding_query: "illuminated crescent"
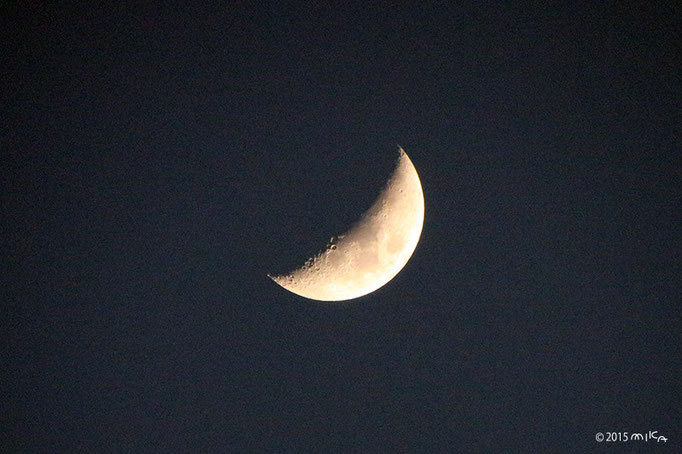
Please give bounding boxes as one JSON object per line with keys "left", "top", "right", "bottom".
{"left": 269, "top": 147, "right": 425, "bottom": 301}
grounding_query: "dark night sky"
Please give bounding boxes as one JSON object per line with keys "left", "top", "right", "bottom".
{"left": 3, "top": 2, "right": 680, "bottom": 452}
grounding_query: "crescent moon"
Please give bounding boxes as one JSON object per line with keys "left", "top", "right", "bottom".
{"left": 269, "top": 147, "right": 425, "bottom": 301}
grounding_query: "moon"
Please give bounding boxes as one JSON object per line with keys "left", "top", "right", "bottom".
{"left": 269, "top": 147, "right": 425, "bottom": 301}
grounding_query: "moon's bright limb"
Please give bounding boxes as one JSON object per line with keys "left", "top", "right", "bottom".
{"left": 269, "top": 147, "right": 425, "bottom": 301}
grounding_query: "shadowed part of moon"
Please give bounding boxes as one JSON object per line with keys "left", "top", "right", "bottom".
{"left": 268, "top": 147, "right": 425, "bottom": 302}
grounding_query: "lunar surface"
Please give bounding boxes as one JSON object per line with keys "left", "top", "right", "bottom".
{"left": 269, "top": 147, "right": 425, "bottom": 301}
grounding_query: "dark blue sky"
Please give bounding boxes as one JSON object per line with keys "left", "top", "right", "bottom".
{"left": 4, "top": 2, "right": 680, "bottom": 452}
